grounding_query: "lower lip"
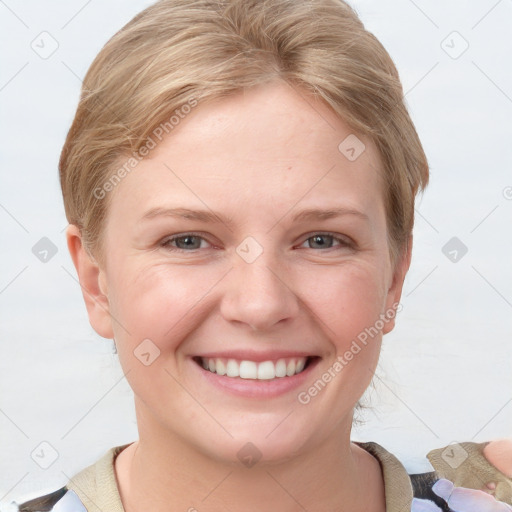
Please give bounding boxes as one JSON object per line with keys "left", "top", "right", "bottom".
{"left": 192, "top": 358, "right": 320, "bottom": 399}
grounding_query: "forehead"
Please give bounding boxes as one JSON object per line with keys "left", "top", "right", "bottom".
{"left": 107, "top": 81, "right": 385, "bottom": 225}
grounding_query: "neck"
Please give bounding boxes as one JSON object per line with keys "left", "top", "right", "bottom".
{"left": 115, "top": 405, "right": 385, "bottom": 512}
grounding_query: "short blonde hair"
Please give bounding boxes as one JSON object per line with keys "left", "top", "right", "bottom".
{"left": 59, "top": 0, "right": 429, "bottom": 266}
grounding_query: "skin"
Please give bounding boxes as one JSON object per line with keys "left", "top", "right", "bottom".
{"left": 67, "top": 80, "right": 413, "bottom": 511}
{"left": 483, "top": 438, "right": 512, "bottom": 494}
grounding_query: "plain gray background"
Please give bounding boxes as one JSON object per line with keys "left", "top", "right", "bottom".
{"left": 1, "top": 0, "right": 511, "bottom": 508}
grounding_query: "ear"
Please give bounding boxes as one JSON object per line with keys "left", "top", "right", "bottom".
{"left": 66, "top": 224, "right": 114, "bottom": 339}
{"left": 382, "top": 235, "right": 412, "bottom": 335}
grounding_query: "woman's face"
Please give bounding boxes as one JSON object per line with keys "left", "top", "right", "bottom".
{"left": 75, "top": 81, "right": 409, "bottom": 463}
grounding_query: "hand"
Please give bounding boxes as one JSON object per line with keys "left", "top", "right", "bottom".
{"left": 484, "top": 438, "right": 512, "bottom": 479}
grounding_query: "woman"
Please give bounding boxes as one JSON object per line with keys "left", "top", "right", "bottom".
{"left": 17, "top": 0, "right": 512, "bottom": 510}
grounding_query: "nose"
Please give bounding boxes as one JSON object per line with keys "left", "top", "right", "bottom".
{"left": 219, "top": 248, "right": 300, "bottom": 332}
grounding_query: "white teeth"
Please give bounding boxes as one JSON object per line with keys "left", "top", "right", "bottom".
{"left": 257, "top": 361, "right": 275, "bottom": 380}
{"left": 216, "top": 359, "right": 226, "bottom": 376}
{"left": 226, "top": 359, "right": 239, "bottom": 377}
{"left": 286, "top": 359, "right": 296, "bottom": 377}
{"left": 295, "top": 358, "right": 306, "bottom": 373}
{"left": 239, "top": 360, "right": 257, "bottom": 379}
{"left": 199, "top": 357, "right": 309, "bottom": 379}
{"left": 275, "top": 359, "right": 287, "bottom": 378}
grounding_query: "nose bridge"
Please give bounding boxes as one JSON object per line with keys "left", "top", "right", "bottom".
{"left": 237, "top": 250, "right": 284, "bottom": 294}
{"left": 220, "top": 237, "right": 299, "bottom": 331}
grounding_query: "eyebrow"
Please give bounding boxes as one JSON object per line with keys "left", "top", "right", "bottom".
{"left": 139, "top": 206, "right": 369, "bottom": 227}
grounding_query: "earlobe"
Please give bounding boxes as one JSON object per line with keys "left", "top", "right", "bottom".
{"left": 65, "top": 225, "right": 114, "bottom": 339}
{"left": 382, "top": 235, "right": 413, "bottom": 335}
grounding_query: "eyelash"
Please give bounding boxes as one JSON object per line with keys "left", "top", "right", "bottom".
{"left": 159, "top": 232, "right": 354, "bottom": 252}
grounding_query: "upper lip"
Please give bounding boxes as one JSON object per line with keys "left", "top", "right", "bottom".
{"left": 193, "top": 350, "right": 318, "bottom": 362}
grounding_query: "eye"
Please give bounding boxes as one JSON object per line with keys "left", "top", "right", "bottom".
{"left": 300, "top": 232, "right": 353, "bottom": 250}
{"left": 159, "top": 232, "right": 353, "bottom": 253}
{"left": 160, "top": 233, "right": 210, "bottom": 251}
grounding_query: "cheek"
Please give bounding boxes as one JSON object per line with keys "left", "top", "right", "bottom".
{"left": 308, "top": 266, "right": 386, "bottom": 399}
{"left": 300, "top": 262, "right": 388, "bottom": 340}
{"left": 106, "top": 263, "right": 211, "bottom": 395}
{"left": 107, "top": 253, "right": 389, "bottom": 359}
{"left": 107, "top": 261, "right": 219, "bottom": 346}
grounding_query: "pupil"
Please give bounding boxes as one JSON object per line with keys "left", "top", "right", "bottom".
{"left": 180, "top": 236, "right": 197, "bottom": 248}
{"left": 313, "top": 235, "right": 327, "bottom": 247}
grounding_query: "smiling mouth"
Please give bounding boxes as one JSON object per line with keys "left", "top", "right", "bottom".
{"left": 193, "top": 356, "right": 318, "bottom": 380}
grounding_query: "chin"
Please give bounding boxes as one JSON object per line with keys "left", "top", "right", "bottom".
{"left": 189, "top": 413, "right": 321, "bottom": 468}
